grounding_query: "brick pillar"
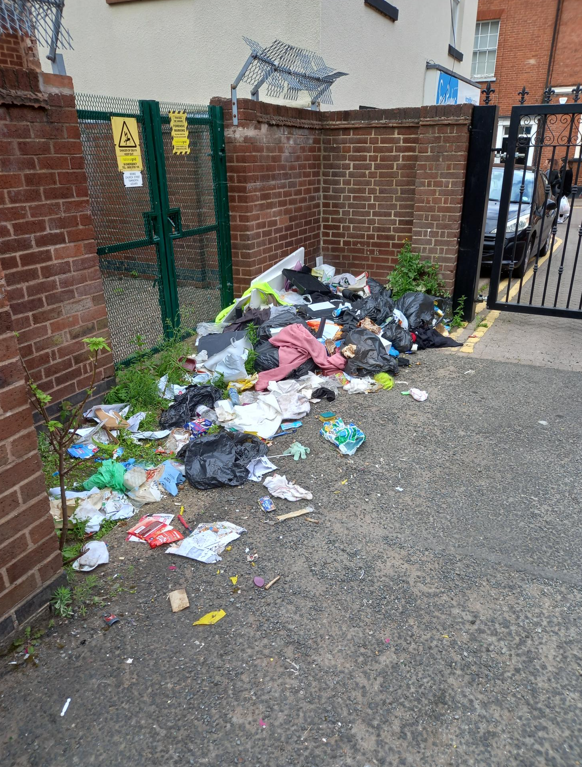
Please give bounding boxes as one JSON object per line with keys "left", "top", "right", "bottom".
{"left": 411, "top": 104, "right": 473, "bottom": 291}
{"left": 0, "top": 68, "right": 114, "bottom": 412}
{"left": 0, "top": 264, "right": 62, "bottom": 642}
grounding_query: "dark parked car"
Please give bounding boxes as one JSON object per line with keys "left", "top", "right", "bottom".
{"left": 481, "top": 165, "right": 557, "bottom": 277}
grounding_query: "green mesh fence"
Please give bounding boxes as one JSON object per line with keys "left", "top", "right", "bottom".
{"left": 75, "top": 95, "right": 232, "bottom": 364}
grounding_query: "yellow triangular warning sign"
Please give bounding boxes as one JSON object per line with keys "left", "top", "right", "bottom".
{"left": 117, "top": 120, "right": 137, "bottom": 149}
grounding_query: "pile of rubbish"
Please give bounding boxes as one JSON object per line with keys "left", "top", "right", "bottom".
{"left": 53, "top": 249, "right": 460, "bottom": 574}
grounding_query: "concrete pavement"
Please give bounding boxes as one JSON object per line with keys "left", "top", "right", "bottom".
{"left": 1, "top": 334, "right": 582, "bottom": 767}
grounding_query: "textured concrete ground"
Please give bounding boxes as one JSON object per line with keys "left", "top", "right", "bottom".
{"left": 2, "top": 343, "right": 582, "bottom": 767}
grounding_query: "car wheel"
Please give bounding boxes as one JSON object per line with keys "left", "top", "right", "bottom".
{"left": 514, "top": 239, "right": 534, "bottom": 279}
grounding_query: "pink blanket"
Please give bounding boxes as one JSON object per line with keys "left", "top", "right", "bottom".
{"left": 256, "top": 324, "right": 346, "bottom": 392}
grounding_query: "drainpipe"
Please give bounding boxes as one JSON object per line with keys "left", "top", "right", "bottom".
{"left": 544, "top": 0, "right": 563, "bottom": 93}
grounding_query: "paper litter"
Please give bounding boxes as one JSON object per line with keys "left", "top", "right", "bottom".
{"left": 167, "top": 521, "right": 246, "bottom": 564}
{"left": 263, "top": 474, "right": 313, "bottom": 502}
{"left": 72, "top": 540, "right": 109, "bottom": 571}
{"left": 247, "top": 456, "right": 278, "bottom": 482}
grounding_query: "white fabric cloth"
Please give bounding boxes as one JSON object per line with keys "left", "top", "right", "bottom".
{"left": 263, "top": 473, "right": 313, "bottom": 502}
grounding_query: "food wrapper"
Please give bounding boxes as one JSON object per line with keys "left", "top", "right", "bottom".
{"left": 320, "top": 416, "right": 365, "bottom": 456}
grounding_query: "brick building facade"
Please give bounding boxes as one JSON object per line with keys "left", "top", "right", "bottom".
{"left": 475, "top": 0, "right": 582, "bottom": 114}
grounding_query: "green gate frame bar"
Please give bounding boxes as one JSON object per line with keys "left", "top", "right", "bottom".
{"left": 209, "top": 104, "right": 234, "bottom": 306}
{"left": 140, "top": 100, "right": 181, "bottom": 336}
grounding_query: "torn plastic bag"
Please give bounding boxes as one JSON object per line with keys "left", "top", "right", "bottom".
{"left": 181, "top": 431, "right": 268, "bottom": 490}
{"left": 202, "top": 336, "right": 251, "bottom": 382}
{"left": 254, "top": 340, "right": 316, "bottom": 378}
{"left": 350, "top": 278, "right": 395, "bottom": 325}
{"left": 342, "top": 328, "right": 398, "bottom": 377}
{"left": 72, "top": 540, "right": 109, "bottom": 572}
{"left": 394, "top": 292, "right": 436, "bottom": 330}
{"left": 382, "top": 322, "right": 413, "bottom": 352}
{"left": 159, "top": 385, "right": 223, "bottom": 429}
{"left": 82, "top": 460, "right": 126, "bottom": 493}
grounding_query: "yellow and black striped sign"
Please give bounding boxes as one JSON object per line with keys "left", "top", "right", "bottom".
{"left": 169, "top": 111, "right": 190, "bottom": 155}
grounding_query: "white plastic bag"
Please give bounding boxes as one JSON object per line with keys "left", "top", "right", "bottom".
{"left": 202, "top": 337, "right": 251, "bottom": 383}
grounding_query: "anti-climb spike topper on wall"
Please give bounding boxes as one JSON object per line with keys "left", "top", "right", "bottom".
{"left": 0, "top": 0, "right": 72, "bottom": 62}
{"left": 231, "top": 37, "right": 347, "bottom": 125}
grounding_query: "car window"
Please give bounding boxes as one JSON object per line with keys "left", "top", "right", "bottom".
{"left": 489, "top": 168, "right": 535, "bottom": 203}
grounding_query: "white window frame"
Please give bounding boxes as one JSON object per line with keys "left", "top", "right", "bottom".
{"left": 472, "top": 20, "right": 500, "bottom": 80}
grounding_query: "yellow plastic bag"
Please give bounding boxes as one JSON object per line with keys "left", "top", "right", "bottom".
{"left": 193, "top": 610, "right": 226, "bottom": 626}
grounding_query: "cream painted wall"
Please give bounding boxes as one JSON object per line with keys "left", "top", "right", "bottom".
{"left": 320, "top": 0, "right": 478, "bottom": 109}
{"left": 40, "top": 0, "right": 477, "bottom": 109}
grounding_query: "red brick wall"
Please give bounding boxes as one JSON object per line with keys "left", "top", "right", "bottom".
{"left": 0, "top": 263, "right": 61, "bottom": 641}
{"left": 0, "top": 72, "right": 114, "bottom": 410}
{"left": 551, "top": 0, "right": 582, "bottom": 89}
{"left": 215, "top": 98, "right": 472, "bottom": 294}
{"left": 212, "top": 99, "right": 322, "bottom": 295}
{"left": 477, "top": 0, "right": 582, "bottom": 114}
{"left": 0, "top": 34, "right": 25, "bottom": 69}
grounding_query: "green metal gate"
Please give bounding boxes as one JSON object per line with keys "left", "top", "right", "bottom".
{"left": 75, "top": 95, "right": 234, "bottom": 363}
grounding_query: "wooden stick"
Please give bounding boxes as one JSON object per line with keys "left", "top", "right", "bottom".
{"left": 276, "top": 507, "right": 312, "bottom": 522}
{"left": 304, "top": 517, "right": 319, "bottom": 524}
{"left": 264, "top": 575, "right": 281, "bottom": 591}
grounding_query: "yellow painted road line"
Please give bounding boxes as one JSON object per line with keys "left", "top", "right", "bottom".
{"left": 457, "top": 237, "right": 563, "bottom": 354}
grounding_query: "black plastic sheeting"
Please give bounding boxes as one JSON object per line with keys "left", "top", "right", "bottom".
{"left": 159, "top": 385, "right": 224, "bottom": 429}
{"left": 181, "top": 431, "right": 268, "bottom": 490}
{"left": 382, "top": 322, "right": 413, "bottom": 352}
{"left": 254, "top": 340, "right": 317, "bottom": 378}
{"left": 343, "top": 328, "right": 398, "bottom": 377}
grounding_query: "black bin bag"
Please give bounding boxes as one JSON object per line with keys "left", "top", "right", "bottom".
{"left": 382, "top": 322, "right": 413, "bottom": 353}
{"left": 181, "top": 431, "right": 268, "bottom": 490}
{"left": 160, "top": 385, "right": 223, "bottom": 429}
{"left": 394, "top": 292, "right": 436, "bottom": 330}
{"left": 343, "top": 328, "right": 398, "bottom": 377}
{"left": 351, "top": 278, "right": 395, "bottom": 325}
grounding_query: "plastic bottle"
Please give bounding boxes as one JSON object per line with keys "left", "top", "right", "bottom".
{"left": 227, "top": 384, "right": 240, "bottom": 405}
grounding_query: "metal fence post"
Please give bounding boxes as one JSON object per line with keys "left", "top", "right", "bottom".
{"left": 141, "top": 99, "right": 181, "bottom": 334}
{"left": 209, "top": 104, "right": 235, "bottom": 306}
{"left": 453, "top": 104, "right": 498, "bottom": 321}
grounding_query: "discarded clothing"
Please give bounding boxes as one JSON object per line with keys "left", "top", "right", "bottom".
{"left": 263, "top": 473, "right": 313, "bottom": 502}
{"left": 159, "top": 385, "right": 223, "bottom": 429}
{"left": 167, "top": 521, "right": 246, "bottom": 563}
{"left": 182, "top": 431, "right": 267, "bottom": 490}
{"left": 224, "top": 308, "right": 271, "bottom": 332}
{"left": 256, "top": 324, "right": 346, "bottom": 391}
{"left": 414, "top": 327, "right": 462, "bottom": 349}
{"left": 311, "top": 387, "right": 336, "bottom": 402}
{"left": 254, "top": 340, "right": 317, "bottom": 379}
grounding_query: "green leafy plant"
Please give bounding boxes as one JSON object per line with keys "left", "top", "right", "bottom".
{"left": 212, "top": 372, "right": 228, "bottom": 396}
{"left": 451, "top": 296, "right": 466, "bottom": 329}
{"left": 51, "top": 586, "right": 73, "bottom": 618}
{"left": 387, "top": 240, "right": 448, "bottom": 299}
{"left": 23, "top": 337, "right": 110, "bottom": 551}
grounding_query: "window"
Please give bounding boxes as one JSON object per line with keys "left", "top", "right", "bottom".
{"left": 472, "top": 20, "right": 500, "bottom": 79}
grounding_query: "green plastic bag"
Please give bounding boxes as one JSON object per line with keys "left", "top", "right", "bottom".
{"left": 83, "top": 459, "right": 127, "bottom": 493}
